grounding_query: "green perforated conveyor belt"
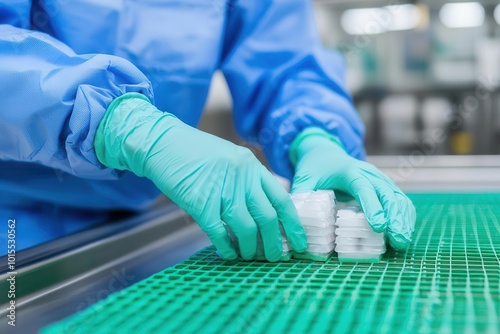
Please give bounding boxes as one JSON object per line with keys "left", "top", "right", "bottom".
{"left": 43, "top": 194, "right": 500, "bottom": 333}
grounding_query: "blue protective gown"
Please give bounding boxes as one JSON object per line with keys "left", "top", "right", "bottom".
{"left": 0, "top": 0, "right": 365, "bottom": 253}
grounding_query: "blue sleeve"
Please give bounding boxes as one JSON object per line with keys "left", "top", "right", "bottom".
{"left": 220, "top": 0, "right": 366, "bottom": 180}
{"left": 0, "top": 24, "right": 154, "bottom": 179}
{"left": 0, "top": 0, "right": 30, "bottom": 28}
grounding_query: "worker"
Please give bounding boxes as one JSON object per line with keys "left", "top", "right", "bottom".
{"left": 0, "top": 0, "right": 415, "bottom": 260}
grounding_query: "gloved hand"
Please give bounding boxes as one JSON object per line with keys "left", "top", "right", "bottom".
{"left": 289, "top": 127, "right": 416, "bottom": 250}
{"left": 94, "top": 93, "right": 307, "bottom": 261}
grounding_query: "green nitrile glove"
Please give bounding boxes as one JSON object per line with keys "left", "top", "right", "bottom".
{"left": 290, "top": 127, "right": 416, "bottom": 250}
{"left": 94, "top": 93, "right": 307, "bottom": 261}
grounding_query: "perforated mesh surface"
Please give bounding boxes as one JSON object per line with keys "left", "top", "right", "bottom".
{"left": 44, "top": 194, "right": 500, "bottom": 333}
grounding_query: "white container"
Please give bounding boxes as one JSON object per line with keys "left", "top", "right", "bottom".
{"left": 292, "top": 190, "right": 337, "bottom": 259}
{"left": 335, "top": 204, "right": 387, "bottom": 262}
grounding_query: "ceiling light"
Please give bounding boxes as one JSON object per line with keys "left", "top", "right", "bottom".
{"left": 341, "top": 4, "right": 421, "bottom": 36}
{"left": 439, "top": 2, "right": 485, "bottom": 28}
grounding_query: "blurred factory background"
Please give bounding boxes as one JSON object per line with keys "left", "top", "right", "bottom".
{"left": 200, "top": 0, "right": 500, "bottom": 162}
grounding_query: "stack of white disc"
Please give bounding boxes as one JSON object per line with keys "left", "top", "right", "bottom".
{"left": 222, "top": 191, "right": 386, "bottom": 263}
{"left": 335, "top": 205, "right": 386, "bottom": 262}
{"left": 291, "top": 190, "right": 336, "bottom": 261}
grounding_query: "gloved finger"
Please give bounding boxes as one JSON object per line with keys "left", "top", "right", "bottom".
{"left": 247, "top": 186, "right": 283, "bottom": 262}
{"left": 222, "top": 191, "right": 258, "bottom": 261}
{"left": 388, "top": 186, "right": 415, "bottom": 224}
{"left": 387, "top": 192, "right": 416, "bottom": 250}
{"left": 195, "top": 195, "right": 238, "bottom": 261}
{"left": 372, "top": 181, "right": 401, "bottom": 234}
{"left": 348, "top": 176, "right": 387, "bottom": 232}
{"left": 372, "top": 180, "right": 408, "bottom": 248}
{"left": 202, "top": 222, "right": 239, "bottom": 260}
{"left": 364, "top": 164, "right": 415, "bottom": 246}
{"left": 261, "top": 167, "right": 307, "bottom": 252}
{"left": 291, "top": 169, "right": 318, "bottom": 194}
